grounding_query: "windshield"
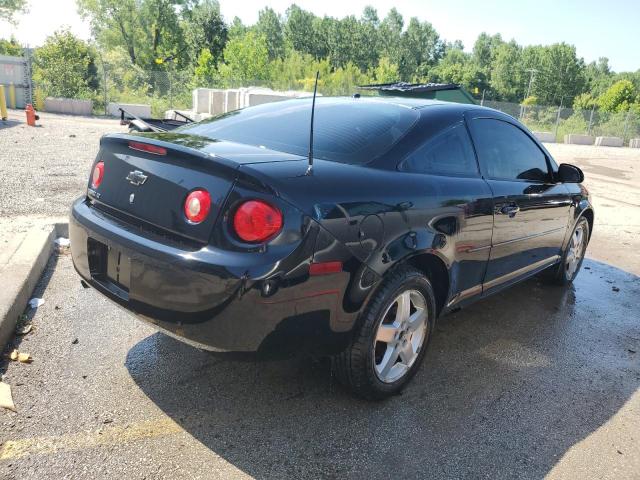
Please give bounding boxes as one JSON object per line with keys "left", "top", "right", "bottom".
{"left": 177, "top": 98, "right": 419, "bottom": 165}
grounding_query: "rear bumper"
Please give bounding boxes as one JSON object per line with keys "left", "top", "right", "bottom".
{"left": 70, "top": 197, "right": 356, "bottom": 355}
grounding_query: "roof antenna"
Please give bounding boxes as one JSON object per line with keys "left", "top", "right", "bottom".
{"left": 306, "top": 71, "right": 320, "bottom": 176}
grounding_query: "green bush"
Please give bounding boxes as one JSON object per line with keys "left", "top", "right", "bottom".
{"left": 33, "top": 29, "right": 98, "bottom": 100}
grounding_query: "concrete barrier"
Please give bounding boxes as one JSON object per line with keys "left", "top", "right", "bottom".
{"left": 164, "top": 110, "right": 209, "bottom": 122}
{"left": 630, "top": 138, "right": 640, "bottom": 148}
{"left": 595, "top": 136, "right": 624, "bottom": 147}
{"left": 209, "top": 89, "right": 225, "bottom": 115}
{"left": 189, "top": 87, "right": 316, "bottom": 117}
{"left": 107, "top": 102, "right": 151, "bottom": 118}
{"left": 533, "top": 131, "right": 555, "bottom": 143}
{"left": 193, "top": 88, "right": 211, "bottom": 114}
{"left": 564, "top": 134, "right": 594, "bottom": 145}
{"left": 44, "top": 97, "right": 93, "bottom": 115}
{"left": 247, "top": 92, "right": 291, "bottom": 107}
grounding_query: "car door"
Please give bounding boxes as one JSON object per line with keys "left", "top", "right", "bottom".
{"left": 466, "top": 115, "right": 572, "bottom": 292}
{"left": 399, "top": 121, "right": 494, "bottom": 305}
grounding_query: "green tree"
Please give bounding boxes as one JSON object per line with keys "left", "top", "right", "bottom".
{"left": 521, "top": 43, "right": 585, "bottom": 106}
{"left": 227, "top": 16, "right": 247, "bottom": 39}
{"left": 0, "top": 36, "right": 22, "bottom": 56}
{"left": 33, "top": 29, "right": 98, "bottom": 99}
{"left": 490, "top": 41, "right": 523, "bottom": 101}
{"left": 0, "top": 0, "right": 27, "bottom": 23}
{"left": 470, "top": 32, "right": 503, "bottom": 94}
{"left": 256, "top": 7, "right": 284, "bottom": 60}
{"left": 360, "top": 6, "right": 380, "bottom": 67}
{"left": 598, "top": 80, "right": 638, "bottom": 112}
{"left": 182, "top": 0, "right": 227, "bottom": 66}
{"left": 472, "top": 33, "right": 503, "bottom": 71}
{"left": 219, "top": 31, "right": 269, "bottom": 85}
{"left": 432, "top": 47, "right": 483, "bottom": 89}
{"left": 77, "top": 0, "right": 187, "bottom": 69}
{"left": 613, "top": 70, "right": 640, "bottom": 93}
{"left": 370, "top": 56, "right": 399, "bottom": 83}
{"left": 379, "top": 8, "right": 403, "bottom": 66}
{"left": 398, "top": 17, "right": 444, "bottom": 80}
{"left": 284, "top": 5, "right": 316, "bottom": 56}
{"left": 584, "top": 57, "right": 612, "bottom": 97}
{"left": 193, "top": 48, "right": 218, "bottom": 85}
{"left": 141, "top": 0, "right": 186, "bottom": 66}
{"left": 78, "top": 0, "right": 143, "bottom": 66}
{"left": 322, "top": 61, "right": 369, "bottom": 95}
{"left": 572, "top": 92, "right": 597, "bottom": 111}
{"left": 326, "top": 15, "right": 375, "bottom": 70}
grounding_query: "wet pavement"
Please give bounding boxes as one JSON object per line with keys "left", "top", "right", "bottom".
{"left": 1, "top": 252, "right": 638, "bottom": 479}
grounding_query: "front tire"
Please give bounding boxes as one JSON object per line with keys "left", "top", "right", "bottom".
{"left": 546, "top": 216, "right": 590, "bottom": 285}
{"left": 333, "top": 266, "right": 436, "bottom": 400}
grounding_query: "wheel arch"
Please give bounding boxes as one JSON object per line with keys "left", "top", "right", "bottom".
{"left": 581, "top": 207, "right": 594, "bottom": 241}
{"left": 402, "top": 252, "right": 450, "bottom": 317}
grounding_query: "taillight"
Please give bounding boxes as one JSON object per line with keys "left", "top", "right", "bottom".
{"left": 184, "top": 189, "right": 211, "bottom": 224}
{"left": 233, "top": 200, "right": 283, "bottom": 243}
{"left": 128, "top": 141, "right": 167, "bottom": 155}
{"left": 91, "top": 161, "right": 104, "bottom": 189}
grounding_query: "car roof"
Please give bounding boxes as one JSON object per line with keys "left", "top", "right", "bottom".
{"left": 238, "top": 95, "right": 507, "bottom": 120}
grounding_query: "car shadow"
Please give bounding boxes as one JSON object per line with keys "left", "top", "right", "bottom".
{"left": 125, "top": 258, "right": 640, "bottom": 479}
{"left": 0, "top": 118, "right": 22, "bottom": 130}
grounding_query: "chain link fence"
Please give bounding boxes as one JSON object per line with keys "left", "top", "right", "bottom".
{"left": 483, "top": 100, "right": 640, "bottom": 145}
{"left": 30, "top": 65, "right": 640, "bottom": 145}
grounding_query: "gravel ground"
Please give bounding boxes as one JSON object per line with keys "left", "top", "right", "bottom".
{"left": 0, "top": 110, "right": 125, "bottom": 218}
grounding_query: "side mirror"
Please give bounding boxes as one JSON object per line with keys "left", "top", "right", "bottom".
{"left": 557, "top": 163, "right": 584, "bottom": 183}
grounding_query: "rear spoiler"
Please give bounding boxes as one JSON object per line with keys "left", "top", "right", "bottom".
{"left": 119, "top": 107, "right": 163, "bottom": 133}
{"left": 119, "top": 107, "right": 194, "bottom": 133}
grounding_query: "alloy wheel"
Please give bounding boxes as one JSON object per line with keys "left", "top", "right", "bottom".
{"left": 566, "top": 223, "right": 586, "bottom": 278}
{"left": 373, "top": 289, "right": 428, "bottom": 383}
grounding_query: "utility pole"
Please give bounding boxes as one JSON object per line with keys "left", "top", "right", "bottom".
{"left": 97, "top": 51, "right": 107, "bottom": 116}
{"left": 521, "top": 68, "right": 538, "bottom": 119}
{"left": 525, "top": 68, "right": 538, "bottom": 100}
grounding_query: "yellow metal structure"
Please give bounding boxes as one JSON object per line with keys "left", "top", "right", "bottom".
{"left": 9, "top": 83, "right": 16, "bottom": 109}
{"left": 0, "top": 85, "right": 8, "bottom": 120}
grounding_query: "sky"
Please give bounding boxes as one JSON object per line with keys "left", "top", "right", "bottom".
{"left": 1, "top": 0, "right": 638, "bottom": 72}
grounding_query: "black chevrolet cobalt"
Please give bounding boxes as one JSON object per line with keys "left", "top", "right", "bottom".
{"left": 70, "top": 97, "right": 593, "bottom": 399}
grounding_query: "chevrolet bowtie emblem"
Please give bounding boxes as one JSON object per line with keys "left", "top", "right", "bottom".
{"left": 126, "top": 170, "right": 148, "bottom": 186}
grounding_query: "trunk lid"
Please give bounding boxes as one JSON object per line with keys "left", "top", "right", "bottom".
{"left": 90, "top": 133, "right": 301, "bottom": 244}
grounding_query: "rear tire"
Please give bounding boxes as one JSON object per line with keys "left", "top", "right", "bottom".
{"left": 544, "top": 216, "right": 590, "bottom": 285}
{"left": 333, "top": 266, "right": 436, "bottom": 400}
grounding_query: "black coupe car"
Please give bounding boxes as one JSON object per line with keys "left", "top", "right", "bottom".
{"left": 70, "top": 97, "right": 592, "bottom": 399}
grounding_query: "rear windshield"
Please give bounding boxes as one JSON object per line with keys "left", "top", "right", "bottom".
{"left": 177, "top": 98, "right": 419, "bottom": 165}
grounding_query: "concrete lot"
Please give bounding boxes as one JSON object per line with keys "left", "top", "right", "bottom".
{"left": 0, "top": 112, "right": 639, "bottom": 479}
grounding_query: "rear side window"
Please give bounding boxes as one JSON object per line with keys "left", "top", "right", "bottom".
{"left": 177, "top": 99, "right": 418, "bottom": 165}
{"left": 401, "top": 123, "right": 478, "bottom": 176}
{"left": 469, "top": 118, "right": 550, "bottom": 182}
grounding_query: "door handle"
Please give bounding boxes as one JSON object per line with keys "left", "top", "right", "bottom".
{"left": 499, "top": 204, "right": 520, "bottom": 218}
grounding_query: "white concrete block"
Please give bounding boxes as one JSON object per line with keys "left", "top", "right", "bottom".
{"left": 248, "top": 93, "right": 291, "bottom": 107}
{"left": 564, "top": 134, "right": 595, "bottom": 145}
{"left": 630, "top": 138, "right": 640, "bottom": 148}
{"left": 164, "top": 110, "right": 208, "bottom": 122}
{"left": 595, "top": 136, "right": 624, "bottom": 147}
{"left": 44, "top": 97, "right": 92, "bottom": 115}
{"left": 107, "top": 102, "right": 151, "bottom": 118}
{"left": 224, "top": 90, "right": 239, "bottom": 113}
{"left": 192, "top": 88, "right": 211, "bottom": 114}
{"left": 533, "top": 131, "right": 555, "bottom": 143}
{"left": 209, "top": 90, "right": 225, "bottom": 115}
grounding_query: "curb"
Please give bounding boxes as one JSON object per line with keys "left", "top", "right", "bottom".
{"left": 0, "top": 222, "right": 68, "bottom": 351}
